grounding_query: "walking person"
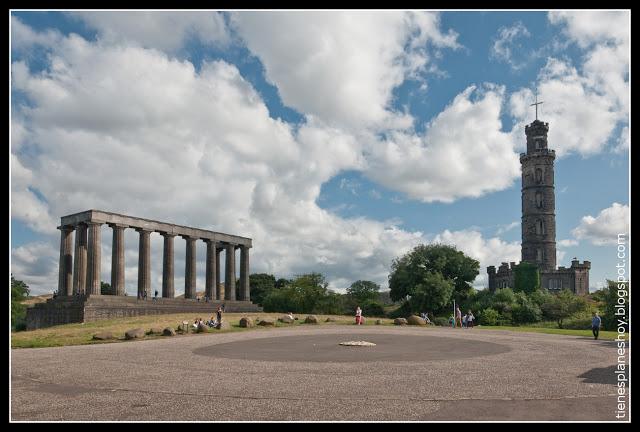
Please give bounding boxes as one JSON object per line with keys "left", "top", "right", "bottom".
{"left": 455, "top": 306, "right": 462, "bottom": 328}
{"left": 591, "top": 312, "right": 602, "bottom": 340}
{"left": 216, "top": 305, "right": 223, "bottom": 328}
{"left": 355, "top": 306, "right": 363, "bottom": 325}
{"left": 462, "top": 313, "right": 468, "bottom": 329}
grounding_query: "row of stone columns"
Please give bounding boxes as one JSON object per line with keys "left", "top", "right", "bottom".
{"left": 57, "top": 223, "right": 251, "bottom": 301}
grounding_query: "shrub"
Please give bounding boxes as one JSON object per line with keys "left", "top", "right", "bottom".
{"left": 561, "top": 317, "right": 593, "bottom": 330}
{"left": 362, "top": 300, "right": 385, "bottom": 317}
{"left": 480, "top": 308, "right": 498, "bottom": 326}
{"left": 512, "top": 301, "right": 542, "bottom": 324}
{"left": 433, "top": 316, "right": 449, "bottom": 327}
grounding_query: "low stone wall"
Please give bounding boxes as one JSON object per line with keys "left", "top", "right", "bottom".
{"left": 26, "top": 295, "right": 262, "bottom": 330}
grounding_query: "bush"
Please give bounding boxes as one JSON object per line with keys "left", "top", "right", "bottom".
{"left": 561, "top": 317, "right": 593, "bottom": 330}
{"left": 433, "top": 317, "right": 450, "bottom": 327}
{"left": 480, "top": 308, "right": 498, "bottom": 326}
{"left": 512, "top": 301, "right": 542, "bottom": 324}
{"left": 362, "top": 300, "right": 385, "bottom": 317}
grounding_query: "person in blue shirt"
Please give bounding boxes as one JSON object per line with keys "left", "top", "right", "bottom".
{"left": 591, "top": 312, "right": 602, "bottom": 340}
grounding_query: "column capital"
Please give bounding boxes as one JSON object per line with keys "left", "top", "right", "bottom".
{"left": 85, "top": 221, "right": 103, "bottom": 227}
{"left": 135, "top": 227, "right": 154, "bottom": 233}
{"left": 159, "top": 231, "right": 176, "bottom": 238}
{"left": 204, "top": 238, "right": 217, "bottom": 245}
{"left": 181, "top": 234, "right": 197, "bottom": 241}
{"left": 57, "top": 225, "right": 74, "bottom": 232}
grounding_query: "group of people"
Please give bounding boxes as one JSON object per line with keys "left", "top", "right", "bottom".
{"left": 448, "top": 307, "right": 474, "bottom": 328}
{"left": 192, "top": 305, "right": 225, "bottom": 329}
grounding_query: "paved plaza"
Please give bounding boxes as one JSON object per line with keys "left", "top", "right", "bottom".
{"left": 11, "top": 326, "right": 621, "bottom": 421}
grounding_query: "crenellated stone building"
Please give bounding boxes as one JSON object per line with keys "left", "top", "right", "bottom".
{"left": 487, "top": 118, "right": 590, "bottom": 295}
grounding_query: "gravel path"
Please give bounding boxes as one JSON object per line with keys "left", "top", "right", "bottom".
{"left": 11, "top": 326, "right": 623, "bottom": 421}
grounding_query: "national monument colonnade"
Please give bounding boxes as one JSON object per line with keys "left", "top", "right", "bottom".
{"left": 57, "top": 210, "right": 252, "bottom": 302}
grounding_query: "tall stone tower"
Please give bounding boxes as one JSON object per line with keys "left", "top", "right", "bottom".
{"left": 520, "top": 120, "right": 556, "bottom": 271}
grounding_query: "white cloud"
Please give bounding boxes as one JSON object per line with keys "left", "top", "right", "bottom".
{"left": 69, "top": 11, "right": 229, "bottom": 54}
{"left": 614, "top": 126, "right": 629, "bottom": 154}
{"left": 496, "top": 221, "right": 519, "bottom": 236}
{"left": 339, "top": 178, "right": 361, "bottom": 196}
{"left": 571, "top": 203, "right": 630, "bottom": 246}
{"left": 9, "top": 27, "right": 425, "bottom": 295}
{"left": 369, "top": 189, "right": 382, "bottom": 200}
{"left": 231, "top": 11, "right": 458, "bottom": 131}
{"left": 508, "top": 11, "right": 629, "bottom": 158}
{"left": 364, "top": 85, "right": 520, "bottom": 202}
{"left": 491, "top": 21, "right": 531, "bottom": 70}
{"left": 557, "top": 239, "right": 578, "bottom": 247}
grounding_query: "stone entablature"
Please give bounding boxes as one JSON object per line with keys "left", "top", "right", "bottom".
{"left": 60, "top": 210, "right": 252, "bottom": 247}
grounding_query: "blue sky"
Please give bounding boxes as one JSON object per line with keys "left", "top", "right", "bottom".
{"left": 11, "top": 11, "right": 630, "bottom": 295}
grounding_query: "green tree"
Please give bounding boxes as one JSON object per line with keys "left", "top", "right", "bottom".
{"left": 601, "top": 279, "right": 629, "bottom": 331}
{"left": 101, "top": 281, "right": 112, "bottom": 295}
{"left": 389, "top": 244, "right": 479, "bottom": 313}
{"left": 479, "top": 308, "right": 499, "bottom": 326}
{"left": 541, "top": 289, "right": 588, "bottom": 328}
{"left": 347, "top": 280, "right": 380, "bottom": 305}
{"left": 11, "top": 275, "right": 30, "bottom": 331}
{"left": 513, "top": 262, "right": 541, "bottom": 294}
{"left": 249, "top": 273, "right": 276, "bottom": 305}
{"left": 262, "top": 273, "right": 331, "bottom": 313}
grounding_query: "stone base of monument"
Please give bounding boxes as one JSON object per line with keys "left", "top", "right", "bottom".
{"left": 26, "top": 295, "right": 262, "bottom": 330}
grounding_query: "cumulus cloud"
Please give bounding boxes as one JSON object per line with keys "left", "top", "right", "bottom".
{"left": 509, "top": 11, "right": 629, "bottom": 158}
{"left": 69, "top": 11, "right": 229, "bottom": 54}
{"left": 364, "top": 85, "right": 521, "bottom": 202}
{"left": 571, "top": 203, "right": 630, "bottom": 246}
{"left": 231, "top": 11, "right": 459, "bottom": 131}
{"left": 491, "top": 21, "right": 531, "bottom": 70}
{"left": 10, "top": 26, "right": 425, "bottom": 294}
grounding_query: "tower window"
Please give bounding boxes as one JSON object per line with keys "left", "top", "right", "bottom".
{"left": 535, "top": 168, "right": 543, "bottom": 184}
{"left": 536, "top": 219, "right": 545, "bottom": 235}
{"left": 535, "top": 192, "right": 543, "bottom": 208}
{"left": 537, "top": 248, "right": 543, "bottom": 262}
{"left": 535, "top": 139, "right": 542, "bottom": 149}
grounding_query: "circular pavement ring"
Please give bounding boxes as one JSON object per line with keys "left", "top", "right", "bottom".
{"left": 192, "top": 333, "right": 511, "bottom": 362}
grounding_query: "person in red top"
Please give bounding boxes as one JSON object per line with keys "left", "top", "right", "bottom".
{"left": 355, "top": 306, "right": 363, "bottom": 325}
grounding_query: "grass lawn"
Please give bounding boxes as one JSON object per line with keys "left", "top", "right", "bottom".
{"left": 476, "top": 325, "right": 625, "bottom": 340}
{"left": 10, "top": 313, "right": 396, "bottom": 348}
{"left": 12, "top": 313, "right": 627, "bottom": 348}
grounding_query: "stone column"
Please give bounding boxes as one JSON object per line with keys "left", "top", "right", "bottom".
{"left": 183, "top": 236, "right": 196, "bottom": 299}
{"left": 161, "top": 233, "right": 175, "bottom": 298}
{"left": 205, "top": 239, "right": 217, "bottom": 301}
{"left": 239, "top": 245, "right": 250, "bottom": 301}
{"left": 215, "top": 247, "right": 222, "bottom": 300}
{"left": 137, "top": 229, "right": 152, "bottom": 299}
{"left": 225, "top": 243, "right": 236, "bottom": 300}
{"left": 73, "top": 223, "right": 88, "bottom": 295}
{"left": 57, "top": 225, "right": 74, "bottom": 296}
{"left": 86, "top": 222, "right": 102, "bottom": 295}
{"left": 109, "top": 224, "right": 127, "bottom": 296}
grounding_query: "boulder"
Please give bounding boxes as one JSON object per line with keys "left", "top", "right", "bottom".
{"left": 278, "top": 315, "right": 295, "bottom": 324}
{"left": 239, "top": 317, "right": 255, "bottom": 328}
{"left": 196, "top": 323, "right": 209, "bottom": 333}
{"left": 258, "top": 319, "right": 275, "bottom": 327}
{"left": 162, "top": 327, "right": 176, "bottom": 336}
{"left": 216, "top": 321, "right": 231, "bottom": 330}
{"left": 92, "top": 332, "right": 114, "bottom": 340}
{"left": 375, "top": 319, "right": 382, "bottom": 325}
{"left": 125, "top": 328, "right": 146, "bottom": 340}
{"left": 407, "top": 315, "right": 427, "bottom": 326}
{"left": 304, "top": 315, "right": 319, "bottom": 324}
{"left": 325, "top": 317, "right": 337, "bottom": 322}
{"left": 147, "top": 327, "right": 164, "bottom": 335}
{"left": 394, "top": 318, "right": 408, "bottom": 326}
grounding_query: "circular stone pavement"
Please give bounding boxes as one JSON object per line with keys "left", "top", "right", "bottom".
{"left": 11, "top": 326, "right": 623, "bottom": 421}
{"left": 193, "top": 333, "right": 510, "bottom": 362}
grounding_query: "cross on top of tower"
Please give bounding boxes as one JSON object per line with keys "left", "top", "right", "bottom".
{"left": 530, "top": 92, "right": 544, "bottom": 121}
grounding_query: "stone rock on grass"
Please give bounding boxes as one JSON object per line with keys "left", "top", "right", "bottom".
{"left": 258, "top": 319, "right": 275, "bottom": 327}
{"left": 147, "top": 327, "right": 164, "bottom": 335}
{"left": 375, "top": 319, "right": 382, "bottom": 325}
{"left": 325, "top": 317, "right": 337, "bottom": 322}
{"left": 125, "top": 328, "right": 146, "bottom": 340}
{"left": 162, "top": 327, "right": 176, "bottom": 336}
{"left": 304, "top": 315, "right": 319, "bottom": 324}
{"left": 240, "top": 317, "right": 255, "bottom": 328}
{"left": 92, "top": 332, "right": 114, "bottom": 340}
{"left": 407, "top": 315, "right": 427, "bottom": 326}
{"left": 394, "top": 318, "right": 408, "bottom": 326}
{"left": 196, "top": 323, "right": 209, "bottom": 333}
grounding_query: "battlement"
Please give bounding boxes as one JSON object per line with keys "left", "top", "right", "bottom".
{"left": 525, "top": 120, "right": 549, "bottom": 135}
{"left": 520, "top": 149, "right": 556, "bottom": 161}
{"left": 571, "top": 259, "right": 591, "bottom": 269}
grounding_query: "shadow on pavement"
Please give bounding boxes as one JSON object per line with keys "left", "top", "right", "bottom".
{"left": 578, "top": 365, "right": 619, "bottom": 385}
